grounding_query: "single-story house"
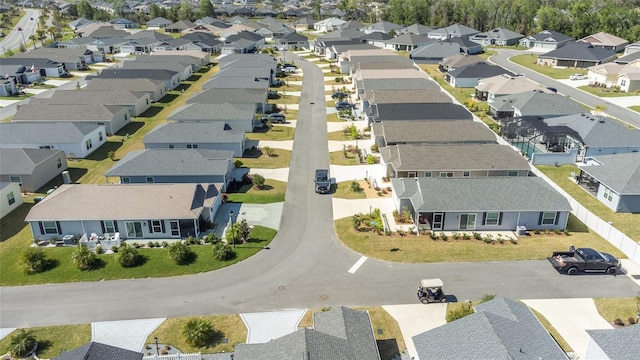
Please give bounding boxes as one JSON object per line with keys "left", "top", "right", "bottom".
{"left": 360, "top": 21, "right": 403, "bottom": 35}
{"left": 146, "top": 17, "right": 172, "bottom": 30}
{"left": 24, "top": 183, "right": 221, "bottom": 241}
{"left": 380, "top": 144, "right": 530, "bottom": 179}
{"left": 469, "top": 27, "right": 524, "bottom": 46}
{"left": 489, "top": 90, "right": 585, "bottom": 119}
{"left": 444, "top": 37, "right": 483, "bottom": 55}
{"left": 409, "top": 42, "right": 460, "bottom": 63}
{"left": 359, "top": 31, "right": 394, "bottom": 48}
{"left": 144, "top": 122, "right": 245, "bottom": 157}
{"left": 446, "top": 61, "right": 507, "bottom": 88}
{"left": 274, "top": 32, "right": 309, "bottom": 50}
{"left": 519, "top": 30, "right": 573, "bottom": 51}
{"left": 11, "top": 103, "right": 130, "bottom": 135}
{"left": 187, "top": 88, "right": 269, "bottom": 114}
{"left": 439, "top": 54, "right": 484, "bottom": 73}
{"left": 427, "top": 23, "right": 479, "bottom": 40}
{"left": 0, "top": 148, "right": 68, "bottom": 193}
{"left": 372, "top": 120, "right": 496, "bottom": 147}
{"left": 85, "top": 77, "right": 168, "bottom": 102}
{"left": 202, "top": 75, "right": 270, "bottom": 92}
{"left": 109, "top": 18, "right": 138, "bottom": 29}
{"left": 35, "top": 89, "right": 152, "bottom": 117}
{"left": 180, "top": 32, "right": 223, "bottom": 54}
{"left": 585, "top": 323, "right": 640, "bottom": 359}
{"left": 54, "top": 341, "right": 143, "bottom": 360}
{"left": 292, "top": 17, "right": 314, "bottom": 31}
{"left": 313, "top": 17, "right": 346, "bottom": 32}
{"left": 579, "top": 32, "right": 629, "bottom": 52}
{"left": 537, "top": 42, "right": 617, "bottom": 68}
{"left": 617, "top": 59, "right": 640, "bottom": 93}
{"left": 413, "top": 297, "right": 568, "bottom": 359}
{"left": 391, "top": 176, "right": 571, "bottom": 231}
{"left": 587, "top": 63, "right": 625, "bottom": 88}
{"left": 399, "top": 23, "right": 435, "bottom": 36}
{"left": 165, "top": 20, "right": 196, "bottom": 33}
{"left": 357, "top": 78, "right": 441, "bottom": 97}
{"left": 234, "top": 307, "right": 380, "bottom": 359}
{"left": 120, "top": 59, "right": 193, "bottom": 81}
{"left": 167, "top": 102, "right": 259, "bottom": 133}
{"left": 151, "top": 38, "right": 194, "bottom": 52}
{"left": 0, "top": 122, "right": 106, "bottom": 158}
{"left": 367, "top": 103, "right": 473, "bottom": 123}
{"left": 94, "top": 69, "right": 181, "bottom": 90}
{"left": 12, "top": 46, "right": 103, "bottom": 70}
{"left": 1, "top": 182, "right": 24, "bottom": 219}
{"left": 362, "top": 89, "right": 452, "bottom": 107}
{"left": 384, "top": 33, "right": 432, "bottom": 51}
{"left": 577, "top": 152, "right": 640, "bottom": 213}
{"left": 0, "top": 58, "right": 64, "bottom": 80}
{"left": 475, "top": 74, "right": 548, "bottom": 101}
{"left": 623, "top": 41, "right": 640, "bottom": 56}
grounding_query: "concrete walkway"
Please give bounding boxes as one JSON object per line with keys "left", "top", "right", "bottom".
{"left": 330, "top": 164, "right": 385, "bottom": 183}
{"left": 213, "top": 202, "right": 284, "bottom": 237}
{"left": 240, "top": 309, "right": 306, "bottom": 344}
{"left": 231, "top": 167, "right": 290, "bottom": 182}
{"left": 255, "top": 140, "right": 294, "bottom": 150}
{"left": 92, "top": 318, "right": 166, "bottom": 352}
{"left": 522, "top": 298, "right": 612, "bottom": 359}
{"left": 383, "top": 304, "right": 447, "bottom": 360}
{"left": 332, "top": 198, "right": 395, "bottom": 220}
{"left": 0, "top": 328, "right": 15, "bottom": 341}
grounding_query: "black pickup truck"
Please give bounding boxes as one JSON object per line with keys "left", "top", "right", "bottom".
{"left": 548, "top": 247, "right": 620, "bottom": 275}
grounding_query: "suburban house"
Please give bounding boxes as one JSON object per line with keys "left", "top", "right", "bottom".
{"left": 536, "top": 42, "right": 617, "bottom": 68}
{"left": 399, "top": 23, "right": 435, "bottom": 36}
{"left": 120, "top": 59, "right": 193, "bottom": 81}
{"left": 32, "top": 89, "right": 152, "bottom": 117}
{"left": 1, "top": 182, "right": 24, "bottom": 219}
{"left": 489, "top": 90, "right": 585, "bottom": 120}
{"left": 446, "top": 61, "right": 508, "bottom": 88}
{"left": 167, "top": 102, "right": 259, "bottom": 132}
{"left": 12, "top": 46, "right": 103, "bottom": 70}
{"left": 144, "top": 122, "right": 245, "bottom": 157}
{"left": 109, "top": 18, "right": 138, "bottom": 29}
{"left": 577, "top": 153, "right": 640, "bottom": 213}
{"left": 0, "top": 57, "right": 64, "bottom": 80}
{"left": 372, "top": 120, "right": 496, "bottom": 147}
{"left": 519, "top": 30, "right": 573, "bottom": 50}
{"left": 313, "top": 17, "right": 346, "bottom": 32}
{"left": 367, "top": 103, "right": 473, "bottom": 123}
{"left": 360, "top": 21, "right": 403, "bottom": 35}
{"left": 469, "top": 27, "right": 524, "bottom": 46}
{"left": 180, "top": 32, "right": 223, "bottom": 54}
{"left": 11, "top": 103, "right": 131, "bottom": 135}
{"left": 444, "top": 37, "right": 483, "bottom": 55}
{"left": 0, "top": 76, "right": 18, "bottom": 96}
{"left": 187, "top": 88, "right": 270, "bottom": 114}
{"left": 234, "top": 307, "right": 380, "bottom": 360}
{"left": 475, "top": 74, "right": 549, "bottom": 101}
{"left": 380, "top": 144, "right": 530, "bottom": 179}
{"left": 438, "top": 54, "right": 484, "bottom": 73}
{"left": 362, "top": 89, "right": 452, "bottom": 109}
{"left": 0, "top": 148, "right": 68, "bottom": 193}
{"left": 274, "top": 32, "right": 309, "bottom": 50}
{"left": 146, "top": 17, "right": 173, "bottom": 30}
{"left": 391, "top": 176, "right": 571, "bottom": 231}
{"left": 24, "top": 183, "right": 221, "bottom": 241}
{"left": 53, "top": 341, "right": 143, "bottom": 360}
{"left": 427, "top": 23, "right": 479, "bottom": 40}
{"left": 95, "top": 69, "right": 181, "bottom": 90}
{"left": 409, "top": 42, "right": 461, "bottom": 63}
{"left": 587, "top": 62, "right": 625, "bottom": 88}
{"left": 359, "top": 32, "right": 394, "bottom": 48}
{"left": 357, "top": 78, "right": 441, "bottom": 97}
{"left": 0, "top": 122, "right": 106, "bottom": 158}
{"left": 617, "top": 59, "right": 640, "bottom": 92}
{"left": 347, "top": 57, "right": 417, "bottom": 76}
{"left": 614, "top": 50, "right": 640, "bottom": 65}
{"left": 585, "top": 323, "right": 640, "bottom": 359}
{"left": 384, "top": 33, "right": 432, "bottom": 51}
{"left": 413, "top": 297, "right": 568, "bottom": 359}
{"left": 85, "top": 78, "right": 168, "bottom": 102}
{"left": 579, "top": 31, "right": 629, "bottom": 52}
{"left": 293, "top": 17, "right": 315, "bottom": 31}
{"left": 104, "top": 149, "right": 233, "bottom": 187}
{"left": 202, "top": 75, "right": 270, "bottom": 91}
{"left": 164, "top": 20, "right": 196, "bottom": 33}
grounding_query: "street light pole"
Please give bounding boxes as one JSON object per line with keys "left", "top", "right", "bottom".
{"left": 154, "top": 337, "right": 159, "bottom": 356}
{"left": 228, "top": 210, "right": 235, "bottom": 248}
{"left": 18, "top": 28, "right": 26, "bottom": 49}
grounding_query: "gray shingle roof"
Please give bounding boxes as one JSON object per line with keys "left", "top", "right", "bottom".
{"left": 105, "top": 149, "right": 232, "bottom": 177}
{"left": 579, "top": 153, "right": 640, "bottom": 194}
{"left": 0, "top": 122, "right": 101, "bottom": 145}
{"left": 413, "top": 297, "right": 568, "bottom": 360}
{"left": 96, "top": 69, "right": 179, "bottom": 81}
{"left": 410, "top": 42, "right": 461, "bottom": 60}
{"left": 85, "top": 77, "right": 166, "bottom": 92}
{"left": 188, "top": 88, "right": 266, "bottom": 104}
{"left": 361, "top": 78, "right": 440, "bottom": 92}
{"left": 35, "top": 89, "right": 148, "bottom": 106}
{"left": 364, "top": 89, "right": 452, "bottom": 104}
{"left": 525, "top": 30, "right": 572, "bottom": 43}
{"left": 448, "top": 62, "right": 507, "bottom": 78}
{"left": 167, "top": 102, "right": 256, "bottom": 121}
{"left": 492, "top": 90, "right": 585, "bottom": 117}
{"left": 385, "top": 33, "right": 432, "bottom": 46}
{"left": 0, "top": 148, "right": 65, "bottom": 176}
{"left": 375, "top": 120, "right": 496, "bottom": 144}
{"left": 12, "top": 104, "right": 125, "bottom": 121}
{"left": 586, "top": 324, "right": 640, "bottom": 360}
{"left": 53, "top": 341, "right": 143, "bottom": 360}
{"left": 430, "top": 23, "right": 480, "bottom": 37}
{"left": 539, "top": 41, "right": 617, "bottom": 61}
{"left": 144, "top": 122, "right": 244, "bottom": 144}
{"left": 544, "top": 113, "right": 640, "bottom": 148}
{"left": 391, "top": 177, "right": 571, "bottom": 212}
{"left": 25, "top": 183, "right": 219, "bottom": 221}
{"left": 471, "top": 27, "right": 524, "bottom": 42}
{"left": 202, "top": 75, "right": 270, "bottom": 90}
{"left": 381, "top": 144, "right": 530, "bottom": 172}
{"left": 371, "top": 103, "right": 473, "bottom": 121}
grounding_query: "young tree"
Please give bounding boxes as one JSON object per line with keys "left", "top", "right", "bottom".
{"left": 213, "top": 242, "right": 236, "bottom": 260}
{"left": 167, "top": 241, "right": 195, "bottom": 265}
{"left": 238, "top": 219, "right": 251, "bottom": 243}
{"left": 72, "top": 244, "right": 98, "bottom": 270}
{"left": 9, "top": 329, "right": 37, "bottom": 358}
{"left": 20, "top": 248, "right": 47, "bottom": 274}
{"left": 198, "top": 0, "right": 215, "bottom": 18}
{"left": 183, "top": 319, "right": 216, "bottom": 347}
{"left": 251, "top": 173, "right": 266, "bottom": 189}
{"left": 225, "top": 223, "right": 241, "bottom": 246}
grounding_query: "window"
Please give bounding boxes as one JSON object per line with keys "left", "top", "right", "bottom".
{"left": 407, "top": 172, "right": 416, "bottom": 178}
{"left": 507, "top": 171, "right": 518, "bottom": 177}
{"left": 439, "top": 172, "right": 453, "bottom": 178}
{"left": 541, "top": 212, "right": 557, "bottom": 225}
{"left": 9, "top": 176, "right": 21, "bottom": 184}
{"left": 125, "top": 221, "right": 143, "bottom": 238}
{"left": 85, "top": 139, "right": 92, "bottom": 150}
{"left": 121, "top": 177, "right": 130, "bottom": 184}
{"left": 186, "top": 144, "right": 198, "bottom": 149}
{"left": 98, "top": 132, "right": 103, "bottom": 141}
{"left": 146, "top": 177, "right": 154, "bottom": 183}
{"left": 424, "top": 172, "right": 432, "bottom": 177}
{"left": 7, "top": 191, "right": 15, "bottom": 206}
{"left": 463, "top": 171, "right": 470, "bottom": 177}
{"left": 170, "top": 220, "right": 180, "bottom": 236}
{"left": 603, "top": 187, "right": 614, "bottom": 201}
{"left": 39, "top": 145, "right": 53, "bottom": 149}
{"left": 168, "top": 144, "right": 175, "bottom": 149}
{"left": 152, "top": 220, "right": 162, "bottom": 233}
{"left": 620, "top": 79, "right": 626, "bottom": 87}
{"left": 57, "top": 157, "right": 62, "bottom": 168}
{"left": 484, "top": 212, "right": 500, "bottom": 225}
{"left": 103, "top": 220, "right": 115, "bottom": 233}
{"left": 43, "top": 221, "right": 59, "bottom": 234}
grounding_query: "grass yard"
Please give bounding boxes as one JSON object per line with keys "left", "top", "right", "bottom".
{"left": 577, "top": 85, "right": 640, "bottom": 97}
{"left": 332, "top": 180, "right": 367, "bottom": 199}
{"left": 297, "top": 307, "right": 406, "bottom": 360}
{"left": 267, "top": 93, "right": 300, "bottom": 105}
{"left": 327, "top": 130, "right": 355, "bottom": 141}
{"left": 0, "top": 93, "right": 33, "bottom": 101}
{"left": 593, "top": 297, "right": 640, "bottom": 323}
{"left": 530, "top": 309, "right": 573, "bottom": 353}
{"left": 334, "top": 215, "right": 626, "bottom": 263}
{"left": 0, "top": 210, "right": 276, "bottom": 286}
{"left": 225, "top": 179, "right": 286, "bottom": 203}
{"left": 630, "top": 105, "right": 640, "bottom": 112}
{"left": 329, "top": 150, "right": 361, "bottom": 165}
{"left": 236, "top": 149, "right": 292, "bottom": 169}
{"left": 419, "top": 64, "right": 476, "bottom": 105}
{"left": 327, "top": 113, "right": 346, "bottom": 122}
{"left": 325, "top": 79, "right": 350, "bottom": 86}
{"left": 148, "top": 315, "right": 247, "bottom": 354}
{"left": 0, "top": 324, "right": 91, "bottom": 359}
{"left": 537, "top": 165, "right": 640, "bottom": 240}
{"left": 510, "top": 54, "right": 585, "bottom": 79}
{"left": 245, "top": 125, "right": 295, "bottom": 141}
{"left": 280, "top": 109, "right": 298, "bottom": 120}
{"left": 274, "top": 83, "right": 302, "bottom": 92}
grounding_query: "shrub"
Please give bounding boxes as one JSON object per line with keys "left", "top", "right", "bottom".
{"left": 72, "top": 244, "right": 98, "bottom": 270}
{"left": 473, "top": 232, "right": 482, "bottom": 240}
{"left": 252, "top": 173, "right": 266, "bottom": 189}
{"left": 534, "top": 229, "right": 542, "bottom": 235}
{"left": 148, "top": 241, "right": 155, "bottom": 248}
{"left": 167, "top": 242, "right": 195, "bottom": 265}
{"left": 20, "top": 248, "right": 48, "bottom": 275}
{"left": 162, "top": 241, "right": 169, "bottom": 248}
{"left": 613, "top": 318, "right": 625, "bottom": 326}
{"left": 439, "top": 232, "right": 448, "bottom": 241}
{"left": 263, "top": 146, "right": 274, "bottom": 157}
{"left": 183, "top": 319, "right": 218, "bottom": 347}
{"left": 628, "top": 317, "right": 637, "bottom": 325}
{"left": 446, "top": 304, "right": 474, "bottom": 322}
{"left": 213, "top": 242, "right": 236, "bottom": 261}
{"left": 203, "top": 233, "right": 220, "bottom": 244}
{"left": 233, "top": 160, "right": 243, "bottom": 168}
{"left": 554, "top": 229, "right": 561, "bottom": 235}
{"left": 366, "top": 155, "right": 376, "bottom": 164}
{"left": 396, "top": 229, "right": 406, "bottom": 237}
{"left": 429, "top": 232, "right": 438, "bottom": 240}
{"left": 509, "top": 237, "right": 518, "bottom": 245}
{"left": 8, "top": 329, "right": 37, "bottom": 358}
{"left": 118, "top": 244, "right": 142, "bottom": 268}
{"left": 154, "top": 241, "right": 161, "bottom": 247}
{"left": 462, "top": 233, "right": 471, "bottom": 240}
{"left": 111, "top": 245, "right": 118, "bottom": 253}
{"left": 350, "top": 180, "right": 361, "bottom": 192}
{"left": 107, "top": 151, "right": 117, "bottom": 161}
{"left": 480, "top": 294, "right": 497, "bottom": 303}
{"left": 452, "top": 232, "right": 461, "bottom": 240}
{"left": 96, "top": 245, "right": 103, "bottom": 254}
{"left": 370, "top": 144, "right": 379, "bottom": 152}
{"left": 377, "top": 191, "right": 382, "bottom": 196}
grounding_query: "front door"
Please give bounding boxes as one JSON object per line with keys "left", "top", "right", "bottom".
{"left": 459, "top": 214, "right": 476, "bottom": 230}
{"left": 125, "top": 221, "right": 143, "bottom": 238}
{"left": 432, "top": 213, "right": 444, "bottom": 230}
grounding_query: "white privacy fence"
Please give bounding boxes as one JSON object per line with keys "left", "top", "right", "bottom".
{"left": 531, "top": 167, "right": 640, "bottom": 265}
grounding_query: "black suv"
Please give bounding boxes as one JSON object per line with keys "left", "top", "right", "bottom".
{"left": 331, "top": 92, "right": 348, "bottom": 99}
{"left": 315, "top": 169, "right": 330, "bottom": 194}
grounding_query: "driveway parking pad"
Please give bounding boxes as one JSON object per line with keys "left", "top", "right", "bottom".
{"left": 92, "top": 318, "right": 166, "bottom": 352}
{"left": 240, "top": 309, "right": 306, "bottom": 344}
{"left": 383, "top": 304, "right": 447, "bottom": 360}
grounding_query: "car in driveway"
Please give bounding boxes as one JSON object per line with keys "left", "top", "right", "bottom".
{"left": 335, "top": 101, "right": 352, "bottom": 110}
{"left": 331, "top": 92, "right": 348, "bottom": 99}
{"left": 262, "top": 113, "right": 286, "bottom": 123}
{"left": 570, "top": 74, "right": 588, "bottom": 80}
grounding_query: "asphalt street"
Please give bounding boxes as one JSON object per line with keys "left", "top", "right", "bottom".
{"left": 490, "top": 50, "right": 640, "bottom": 128}
{"left": 0, "top": 52, "right": 638, "bottom": 329}
{"left": 0, "top": 8, "right": 41, "bottom": 54}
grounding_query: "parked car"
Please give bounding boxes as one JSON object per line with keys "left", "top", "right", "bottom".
{"left": 547, "top": 247, "right": 620, "bottom": 275}
{"left": 262, "top": 113, "right": 286, "bottom": 123}
{"left": 281, "top": 63, "right": 297, "bottom": 69}
{"left": 331, "top": 92, "right": 348, "bottom": 99}
{"left": 335, "top": 101, "right": 352, "bottom": 110}
{"left": 417, "top": 278, "right": 447, "bottom": 303}
{"left": 546, "top": 87, "right": 558, "bottom": 93}
{"left": 314, "top": 169, "right": 330, "bottom": 194}
{"left": 570, "top": 74, "right": 588, "bottom": 80}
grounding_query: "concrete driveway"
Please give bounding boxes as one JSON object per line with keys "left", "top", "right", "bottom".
{"left": 240, "top": 310, "right": 306, "bottom": 344}
{"left": 92, "top": 318, "right": 166, "bottom": 352}
{"left": 522, "top": 298, "right": 612, "bottom": 359}
{"left": 214, "top": 203, "right": 284, "bottom": 237}
{"left": 383, "top": 304, "right": 447, "bottom": 359}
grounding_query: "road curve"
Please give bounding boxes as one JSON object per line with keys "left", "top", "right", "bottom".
{"left": 0, "top": 9, "right": 41, "bottom": 54}
{"left": 1, "top": 53, "right": 637, "bottom": 329}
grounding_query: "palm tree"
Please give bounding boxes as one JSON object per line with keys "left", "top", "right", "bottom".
{"left": 9, "top": 329, "right": 37, "bottom": 358}
{"left": 117, "top": 244, "right": 141, "bottom": 267}
{"left": 20, "top": 248, "right": 47, "bottom": 274}
{"left": 47, "top": 26, "right": 57, "bottom": 41}
{"left": 72, "top": 244, "right": 97, "bottom": 270}
{"left": 29, "top": 34, "right": 38, "bottom": 50}
{"left": 182, "top": 319, "right": 215, "bottom": 347}
{"left": 37, "top": 30, "right": 46, "bottom": 46}
{"left": 594, "top": 104, "right": 607, "bottom": 115}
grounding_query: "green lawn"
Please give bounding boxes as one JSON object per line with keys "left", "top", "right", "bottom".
{"left": 330, "top": 150, "right": 361, "bottom": 165}
{"left": 0, "top": 324, "right": 91, "bottom": 359}
{"left": 327, "top": 130, "right": 357, "bottom": 141}
{"left": 510, "top": 54, "right": 585, "bottom": 79}
{"left": 0, "top": 93, "right": 33, "bottom": 101}
{"left": 419, "top": 64, "right": 476, "bottom": 105}
{"left": 631, "top": 106, "right": 640, "bottom": 112}
{"left": 537, "top": 165, "right": 640, "bottom": 240}
{"left": 245, "top": 125, "right": 295, "bottom": 141}
{"left": 273, "top": 83, "right": 302, "bottom": 92}
{"left": 236, "top": 149, "right": 292, "bottom": 169}
{"left": 594, "top": 297, "right": 640, "bottom": 323}
{"left": 334, "top": 215, "right": 626, "bottom": 263}
{"left": 333, "top": 181, "right": 366, "bottom": 199}
{"left": 577, "top": 85, "right": 640, "bottom": 97}
{"left": 530, "top": 309, "right": 573, "bottom": 353}
{"left": 0, "top": 211, "right": 276, "bottom": 286}
{"left": 267, "top": 93, "right": 300, "bottom": 105}
{"left": 281, "top": 109, "right": 298, "bottom": 120}
{"left": 225, "top": 179, "right": 286, "bottom": 203}
{"left": 327, "top": 113, "right": 347, "bottom": 122}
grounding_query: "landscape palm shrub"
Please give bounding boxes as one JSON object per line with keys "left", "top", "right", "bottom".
{"left": 20, "top": 247, "right": 47, "bottom": 274}
{"left": 9, "top": 329, "right": 36, "bottom": 358}
{"left": 182, "top": 319, "right": 218, "bottom": 347}
{"left": 213, "top": 243, "right": 236, "bottom": 261}
{"left": 167, "top": 242, "right": 195, "bottom": 265}
{"left": 72, "top": 244, "right": 98, "bottom": 270}
{"left": 118, "top": 243, "right": 142, "bottom": 267}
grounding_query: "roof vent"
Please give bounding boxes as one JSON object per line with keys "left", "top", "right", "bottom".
{"left": 598, "top": 119, "right": 605, "bottom": 123}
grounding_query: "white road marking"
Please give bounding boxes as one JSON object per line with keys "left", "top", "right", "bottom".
{"left": 348, "top": 256, "right": 368, "bottom": 274}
